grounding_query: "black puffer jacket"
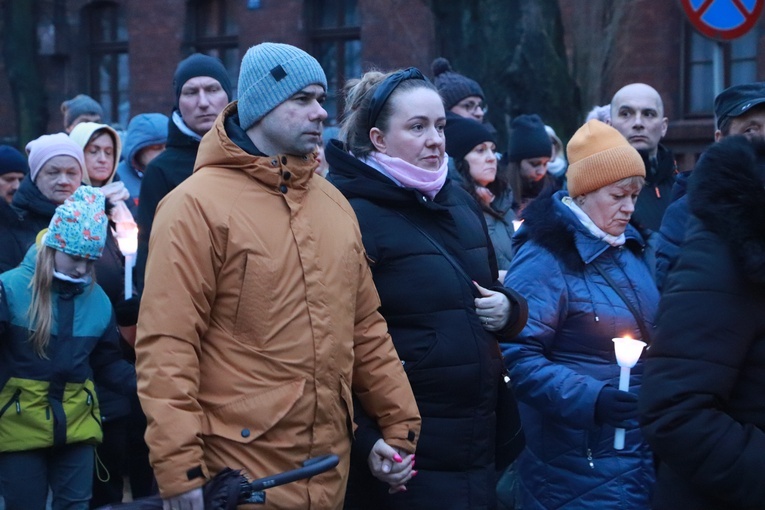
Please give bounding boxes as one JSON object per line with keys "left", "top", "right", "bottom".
{"left": 639, "top": 136, "right": 765, "bottom": 509}
{"left": 327, "top": 140, "right": 527, "bottom": 510}
{"left": 0, "top": 175, "right": 59, "bottom": 272}
{"left": 135, "top": 115, "right": 200, "bottom": 292}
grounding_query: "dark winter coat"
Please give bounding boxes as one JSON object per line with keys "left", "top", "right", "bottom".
{"left": 639, "top": 136, "right": 765, "bottom": 509}
{"left": 135, "top": 114, "right": 200, "bottom": 292}
{"left": 654, "top": 170, "right": 691, "bottom": 291}
{"left": 327, "top": 140, "right": 528, "bottom": 510}
{"left": 631, "top": 144, "right": 676, "bottom": 232}
{"left": 0, "top": 175, "right": 59, "bottom": 273}
{"left": 502, "top": 191, "right": 657, "bottom": 510}
{"left": 0, "top": 200, "right": 27, "bottom": 274}
{"left": 483, "top": 190, "right": 516, "bottom": 270}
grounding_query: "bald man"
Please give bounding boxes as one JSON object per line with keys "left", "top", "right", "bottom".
{"left": 611, "top": 83, "right": 677, "bottom": 232}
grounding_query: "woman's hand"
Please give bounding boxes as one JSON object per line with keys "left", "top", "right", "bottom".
{"left": 101, "top": 181, "right": 130, "bottom": 203}
{"left": 474, "top": 281, "right": 510, "bottom": 331}
{"left": 367, "top": 438, "right": 416, "bottom": 494}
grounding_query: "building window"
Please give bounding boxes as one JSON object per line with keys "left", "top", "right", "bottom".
{"left": 86, "top": 1, "right": 129, "bottom": 127}
{"left": 187, "top": 0, "right": 239, "bottom": 98}
{"left": 685, "top": 26, "right": 758, "bottom": 115}
{"left": 310, "top": 0, "right": 361, "bottom": 126}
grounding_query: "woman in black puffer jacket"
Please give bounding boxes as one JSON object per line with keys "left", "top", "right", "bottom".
{"left": 328, "top": 68, "right": 527, "bottom": 510}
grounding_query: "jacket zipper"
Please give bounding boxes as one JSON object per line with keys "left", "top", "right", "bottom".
{"left": 0, "top": 389, "right": 22, "bottom": 419}
{"left": 584, "top": 434, "right": 594, "bottom": 469}
{"left": 83, "top": 387, "right": 102, "bottom": 428}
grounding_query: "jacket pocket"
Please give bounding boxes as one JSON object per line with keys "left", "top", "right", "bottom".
{"left": 64, "top": 379, "right": 103, "bottom": 445}
{"left": 234, "top": 253, "right": 278, "bottom": 344}
{"left": 339, "top": 377, "right": 355, "bottom": 438}
{"left": 201, "top": 378, "right": 305, "bottom": 443}
{"left": 0, "top": 378, "right": 54, "bottom": 452}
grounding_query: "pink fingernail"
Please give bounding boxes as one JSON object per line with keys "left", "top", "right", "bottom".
{"left": 393, "top": 454, "right": 403, "bottom": 463}
{"left": 412, "top": 470, "right": 418, "bottom": 477}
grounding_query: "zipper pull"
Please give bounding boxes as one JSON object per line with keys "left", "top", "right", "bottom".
{"left": 587, "top": 448, "right": 594, "bottom": 469}
{"left": 87, "top": 394, "right": 92, "bottom": 405}
{"left": 654, "top": 186, "right": 661, "bottom": 199}
{"left": 15, "top": 400, "right": 20, "bottom": 414}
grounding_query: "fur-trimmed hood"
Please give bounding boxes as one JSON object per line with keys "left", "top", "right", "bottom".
{"left": 688, "top": 135, "right": 765, "bottom": 284}
{"left": 514, "top": 190, "right": 646, "bottom": 273}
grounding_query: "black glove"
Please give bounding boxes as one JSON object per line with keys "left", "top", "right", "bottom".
{"left": 114, "top": 296, "right": 140, "bottom": 327}
{"left": 595, "top": 386, "right": 638, "bottom": 428}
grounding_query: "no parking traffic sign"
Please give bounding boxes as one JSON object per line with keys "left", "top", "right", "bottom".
{"left": 681, "top": 0, "right": 764, "bottom": 40}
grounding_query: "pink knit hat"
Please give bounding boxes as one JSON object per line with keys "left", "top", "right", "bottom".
{"left": 25, "top": 133, "right": 86, "bottom": 183}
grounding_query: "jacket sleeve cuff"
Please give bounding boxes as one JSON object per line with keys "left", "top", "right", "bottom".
{"left": 493, "top": 284, "right": 529, "bottom": 339}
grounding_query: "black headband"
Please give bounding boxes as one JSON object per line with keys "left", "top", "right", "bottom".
{"left": 367, "top": 67, "right": 428, "bottom": 129}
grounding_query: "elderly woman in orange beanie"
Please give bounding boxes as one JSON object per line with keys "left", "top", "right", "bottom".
{"left": 501, "top": 120, "right": 658, "bottom": 509}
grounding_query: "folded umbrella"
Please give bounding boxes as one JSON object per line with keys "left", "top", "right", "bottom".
{"left": 98, "top": 454, "right": 340, "bottom": 510}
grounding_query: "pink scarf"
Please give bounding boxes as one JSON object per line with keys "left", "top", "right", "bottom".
{"left": 368, "top": 152, "right": 448, "bottom": 200}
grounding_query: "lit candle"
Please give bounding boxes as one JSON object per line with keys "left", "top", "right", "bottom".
{"left": 115, "top": 221, "right": 138, "bottom": 300}
{"left": 611, "top": 336, "right": 647, "bottom": 450}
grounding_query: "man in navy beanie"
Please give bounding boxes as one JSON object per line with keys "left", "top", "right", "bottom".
{"left": 135, "top": 53, "right": 232, "bottom": 291}
{"left": 135, "top": 42, "right": 420, "bottom": 509}
{"left": 0, "top": 145, "right": 28, "bottom": 205}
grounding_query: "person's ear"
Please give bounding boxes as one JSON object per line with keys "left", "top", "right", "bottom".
{"left": 714, "top": 129, "right": 723, "bottom": 142}
{"left": 370, "top": 127, "right": 386, "bottom": 153}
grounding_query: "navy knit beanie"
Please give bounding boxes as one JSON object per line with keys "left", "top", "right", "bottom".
{"left": 0, "top": 145, "right": 28, "bottom": 176}
{"left": 445, "top": 116, "right": 496, "bottom": 162}
{"left": 431, "top": 58, "right": 484, "bottom": 110}
{"left": 237, "top": 43, "right": 327, "bottom": 130}
{"left": 508, "top": 114, "right": 553, "bottom": 163}
{"left": 173, "top": 53, "right": 233, "bottom": 108}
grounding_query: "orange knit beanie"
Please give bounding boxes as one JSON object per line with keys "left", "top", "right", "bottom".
{"left": 565, "top": 120, "right": 645, "bottom": 197}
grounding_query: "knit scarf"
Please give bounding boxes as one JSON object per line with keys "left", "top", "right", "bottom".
{"left": 562, "top": 196, "right": 625, "bottom": 247}
{"left": 365, "top": 151, "right": 448, "bottom": 200}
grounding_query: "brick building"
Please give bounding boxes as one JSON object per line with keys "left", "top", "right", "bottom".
{"left": 1, "top": 0, "right": 763, "bottom": 169}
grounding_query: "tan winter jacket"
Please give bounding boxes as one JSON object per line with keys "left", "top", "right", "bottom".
{"left": 136, "top": 103, "right": 420, "bottom": 508}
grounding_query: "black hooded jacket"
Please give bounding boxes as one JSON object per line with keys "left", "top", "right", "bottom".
{"left": 0, "top": 175, "right": 58, "bottom": 272}
{"left": 327, "top": 140, "right": 527, "bottom": 510}
{"left": 135, "top": 115, "right": 201, "bottom": 292}
{"left": 639, "top": 136, "right": 765, "bottom": 509}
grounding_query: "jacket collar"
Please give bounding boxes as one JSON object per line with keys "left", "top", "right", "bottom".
{"left": 193, "top": 102, "right": 317, "bottom": 192}
{"left": 11, "top": 175, "right": 59, "bottom": 220}
{"left": 326, "top": 139, "right": 453, "bottom": 212}
{"left": 515, "top": 190, "right": 645, "bottom": 271}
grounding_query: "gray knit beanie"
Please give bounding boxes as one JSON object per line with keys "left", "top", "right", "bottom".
{"left": 431, "top": 58, "right": 484, "bottom": 110}
{"left": 238, "top": 43, "right": 327, "bottom": 130}
{"left": 61, "top": 95, "right": 103, "bottom": 130}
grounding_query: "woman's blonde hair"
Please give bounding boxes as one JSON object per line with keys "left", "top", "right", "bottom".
{"left": 28, "top": 246, "right": 56, "bottom": 358}
{"left": 339, "top": 70, "right": 439, "bottom": 160}
{"left": 27, "top": 245, "right": 95, "bottom": 358}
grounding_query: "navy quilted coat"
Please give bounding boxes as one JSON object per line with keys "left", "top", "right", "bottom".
{"left": 502, "top": 191, "right": 657, "bottom": 509}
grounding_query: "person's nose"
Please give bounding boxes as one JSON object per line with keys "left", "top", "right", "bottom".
{"left": 487, "top": 151, "right": 497, "bottom": 162}
{"left": 310, "top": 101, "right": 328, "bottom": 123}
{"left": 622, "top": 199, "right": 635, "bottom": 214}
{"left": 426, "top": 126, "right": 444, "bottom": 148}
{"left": 197, "top": 91, "right": 210, "bottom": 109}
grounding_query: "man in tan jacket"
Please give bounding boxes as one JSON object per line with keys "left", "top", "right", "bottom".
{"left": 135, "top": 43, "right": 421, "bottom": 510}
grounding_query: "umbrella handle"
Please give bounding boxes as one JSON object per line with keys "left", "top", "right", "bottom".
{"left": 247, "top": 454, "right": 340, "bottom": 492}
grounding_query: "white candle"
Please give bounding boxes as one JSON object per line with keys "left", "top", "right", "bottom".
{"left": 612, "top": 337, "right": 647, "bottom": 450}
{"left": 115, "top": 222, "right": 138, "bottom": 300}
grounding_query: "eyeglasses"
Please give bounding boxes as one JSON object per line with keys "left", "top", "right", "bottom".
{"left": 456, "top": 100, "right": 487, "bottom": 115}
{"left": 368, "top": 67, "right": 427, "bottom": 128}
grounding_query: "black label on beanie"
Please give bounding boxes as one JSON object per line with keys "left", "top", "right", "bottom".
{"left": 270, "top": 65, "right": 287, "bottom": 82}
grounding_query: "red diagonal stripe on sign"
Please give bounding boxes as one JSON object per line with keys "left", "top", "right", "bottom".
{"left": 696, "top": 0, "right": 715, "bottom": 16}
{"left": 731, "top": 0, "right": 753, "bottom": 15}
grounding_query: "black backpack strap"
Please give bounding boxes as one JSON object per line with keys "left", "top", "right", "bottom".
{"left": 591, "top": 262, "right": 652, "bottom": 344}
